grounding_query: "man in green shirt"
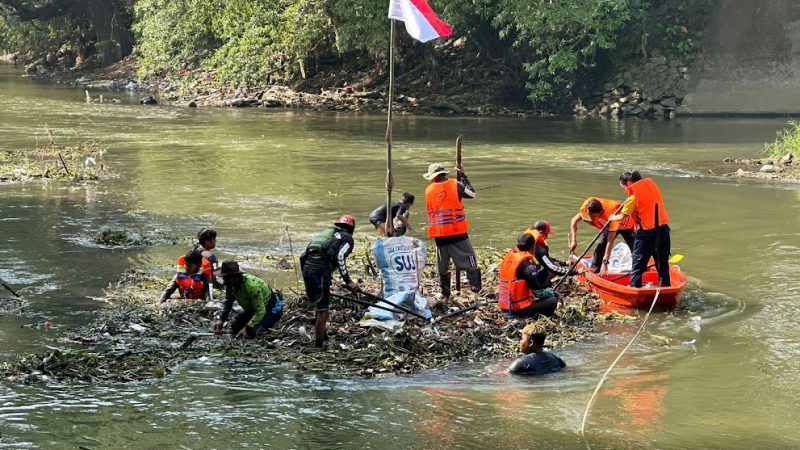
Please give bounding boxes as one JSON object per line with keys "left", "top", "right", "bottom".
{"left": 212, "top": 261, "right": 284, "bottom": 339}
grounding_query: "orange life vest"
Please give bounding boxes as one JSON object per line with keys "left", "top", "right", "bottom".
{"left": 176, "top": 255, "right": 212, "bottom": 299}
{"left": 579, "top": 197, "right": 633, "bottom": 231}
{"left": 498, "top": 249, "right": 536, "bottom": 312}
{"left": 425, "top": 178, "right": 469, "bottom": 238}
{"left": 629, "top": 178, "right": 669, "bottom": 230}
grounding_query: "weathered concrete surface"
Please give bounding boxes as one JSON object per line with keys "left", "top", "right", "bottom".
{"left": 680, "top": 0, "right": 800, "bottom": 114}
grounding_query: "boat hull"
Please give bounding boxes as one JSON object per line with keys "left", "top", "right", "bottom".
{"left": 577, "top": 263, "right": 687, "bottom": 309}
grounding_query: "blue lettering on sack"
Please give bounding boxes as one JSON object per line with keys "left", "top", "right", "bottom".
{"left": 393, "top": 254, "right": 416, "bottom": 271}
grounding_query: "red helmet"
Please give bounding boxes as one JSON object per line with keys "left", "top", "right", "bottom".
{"left": 335, "top": 214, "right": 356, "bottom": 231}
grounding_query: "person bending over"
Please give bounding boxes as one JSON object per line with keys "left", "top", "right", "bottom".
{"left": 369, "top": 192, "right": 415, "bottom": 236}
{"left": 158, "top": 250, "right": 212, "bottom": 303}
{"left": 212, "top": 261, "right": 284, "bottom": 339}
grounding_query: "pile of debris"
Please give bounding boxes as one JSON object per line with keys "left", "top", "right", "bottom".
{"left": 94, "top": 227, "right": 182, "bottom": 247}
{"left": 2, "top": 249, "right": 633, "bottom": 383}
{"left": 0, "top": 134, "right": 110, "bottom": 183}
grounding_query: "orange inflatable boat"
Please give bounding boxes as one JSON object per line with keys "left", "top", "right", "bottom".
{"left": 577, "top": 261, "right": 687, "bottom": 309}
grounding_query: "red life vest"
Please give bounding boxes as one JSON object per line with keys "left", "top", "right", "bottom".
{"left": 579, "top": 197, "right": 633, "bottom": 231}
{"left": 425, "top": 178, "right": 469, "bottom": 238}
{"left": 629, "top": 178, "right": 669, "bottom": 230}
{"left": 175, "top": 255, "right": 212, "bottom": 300}
{"left": 498, "top": 249, "right": 537, "bottom": 312}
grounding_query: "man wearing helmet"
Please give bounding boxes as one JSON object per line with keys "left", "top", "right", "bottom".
{"left": 300, "top": 214, "right": 359, "bottom": 348}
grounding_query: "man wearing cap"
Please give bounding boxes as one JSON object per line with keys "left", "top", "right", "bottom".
{"left": 525, "top": 221, "right": 581, "bottom": 281}
{"left": 300, "top": 215, "right": 359, "bottom": 348}
{"left": 212, "top": 261, "right": 284, "bottom": 339}
{"left": 423, "top": 162, "right": 480, "bottom": 298}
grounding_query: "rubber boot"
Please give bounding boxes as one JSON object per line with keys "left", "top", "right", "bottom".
{"left": 439, "top": 272, "right": 452, "bottom": 300}
{"left": 315, "top": 310, "right": 329, "bottom": 348}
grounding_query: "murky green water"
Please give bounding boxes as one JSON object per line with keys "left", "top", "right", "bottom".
{"left": 1, "top": 63, "right": 799, "bottom": 449}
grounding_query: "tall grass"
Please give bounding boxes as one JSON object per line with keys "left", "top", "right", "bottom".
{"left": 764, "top": 121, "right": 800, "bottom": 159}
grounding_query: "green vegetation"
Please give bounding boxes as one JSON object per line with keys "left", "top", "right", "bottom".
{"left": 764, "top": 121, "right": 800, "bottom": 159}
{"left": 0, "top": 0, "right": 133, "bottom": 67}
{"left": 1, "top": 0, "right": 711, "bottom": 106}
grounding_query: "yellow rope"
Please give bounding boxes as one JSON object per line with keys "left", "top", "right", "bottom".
{"left": 580, "top": 288, "right": 661, "bottom": 438}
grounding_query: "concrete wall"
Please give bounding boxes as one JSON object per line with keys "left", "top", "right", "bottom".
{"left": 680, "top": 0, "right": 800, "bottom": 114}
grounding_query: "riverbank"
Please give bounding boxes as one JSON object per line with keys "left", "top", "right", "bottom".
{"left": 15, "top": 54, "right": 539, "bottom": 117}
{"left": 697, "top": 153, "right": 800, "bottom": 183}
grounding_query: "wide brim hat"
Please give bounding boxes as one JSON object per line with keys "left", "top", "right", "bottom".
{"left": 423, "top": 163, "right": 449, "bottom": 180}
{"left": 214, "top": 260, "right": 246, "bottom": 277}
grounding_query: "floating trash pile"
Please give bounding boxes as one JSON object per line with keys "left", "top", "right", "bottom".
{"left": 2, "top": 248, "right": 633, "bottom": 383}
{"left": 0, "top": 137, "right": 110, "bottom": 183}
{"left": 94, "top": 227, "right": 183, "bottom": 247}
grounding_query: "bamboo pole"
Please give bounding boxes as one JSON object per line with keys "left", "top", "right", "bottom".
{"left": 384, "top": 19, "right": 396, "bottom": 237}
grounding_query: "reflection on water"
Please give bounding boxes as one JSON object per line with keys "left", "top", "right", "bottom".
{"left": 2, "top": 63, "right": 800, "bottom": 448}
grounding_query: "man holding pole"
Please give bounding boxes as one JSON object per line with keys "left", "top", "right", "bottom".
{"left": 423, "top": 161, "right": 480, "bottom": 299}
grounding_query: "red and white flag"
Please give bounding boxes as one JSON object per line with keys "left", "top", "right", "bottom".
{"left": 388, "top": 0, "right": 452, "bottom": 43}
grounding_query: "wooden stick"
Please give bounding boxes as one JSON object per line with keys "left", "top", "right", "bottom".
{"left": 0, "top": 278, "right": 21, "bottom": 298}
{"left": 454, "top": 135, "right": 463, "bottom": 292}
{"left": 354, "top": 290, "right": 427, "bottom": 319}
{"left": 433, "top": 301, "right": 489, "bottom": 324}
{"left": 58, "top": 153, "right": 72, "bottom": 178}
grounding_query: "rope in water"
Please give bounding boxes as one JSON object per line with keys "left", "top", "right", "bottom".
{"left": 580, "top": 288, "right": 661, "bottom": 437}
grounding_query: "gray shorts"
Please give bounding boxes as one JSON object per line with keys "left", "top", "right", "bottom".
{"left": 436, "top": 238, "right": 478, "bottom": 275}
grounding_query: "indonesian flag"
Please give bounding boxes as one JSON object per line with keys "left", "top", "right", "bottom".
{"left": 388, "top": 0, "right": 452, "bottom": 43}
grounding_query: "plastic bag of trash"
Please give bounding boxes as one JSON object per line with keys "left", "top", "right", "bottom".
{"left": 607, "top": 242, "right": 632, "bottom": 273}
{"left": 371, "top": 236, "right": 426, "bottom": 298}
{"left": 364, "top": 290, "right": 432, "bottom": 321}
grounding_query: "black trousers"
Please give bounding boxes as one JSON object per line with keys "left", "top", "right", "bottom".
{"left": 630, "top": 225, "right": 671, "bottom": 287}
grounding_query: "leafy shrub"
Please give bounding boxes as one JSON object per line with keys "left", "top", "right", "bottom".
{"left": 764, "top": 121, "right": 800, "bottom": 159}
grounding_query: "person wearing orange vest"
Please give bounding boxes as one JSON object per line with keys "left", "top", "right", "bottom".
{"left": 610, "top": 171, "right": 671, "bottom": 287}
{"left": 423, "top": 162, "right": 480, "bottom": 299}
{"left": 158, "top": 250, "right": 212, "bottom": 303}
{"left": 524, "top": 221, "right": 581, "bottom": 280}
{"left": 498, "top": 233, "right": 558, "bottom": 317}
{"left": 568, "top": 197, "right": 635, "bottom": 275}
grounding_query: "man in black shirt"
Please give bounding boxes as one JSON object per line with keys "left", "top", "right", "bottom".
{"left": 369, "top": 192, "right": 415, "bottom": 236}
{"left": 300, "top": 214, "right": 359, "bottom": 348}
{"left": 508, "top": 325, "right": 566, "bottom": 376}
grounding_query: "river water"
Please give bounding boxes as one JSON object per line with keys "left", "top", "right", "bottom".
{"left": 1, "top": 63, "right": 799, "bottom": 449}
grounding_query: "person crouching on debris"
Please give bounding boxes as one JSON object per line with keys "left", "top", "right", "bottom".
{"left": 369, "top": 192, "right": 415, "bottom": 236}
{"left": 300, "top": 215, "right": 359, "bottom": 348}
{"left": 508, "top": 325, "right": 566, "bottom": 375}
{"left": 498, "top": 234, "right": 559, "bottom": 317}
{"left": 524, "top": 220, "right": 583, "bottom": 281}
{"left": 212, "top": 261, "right": 284, "bottom": 339}
{"left": 158, "top": 250, "right": 212, "bottom": 304}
